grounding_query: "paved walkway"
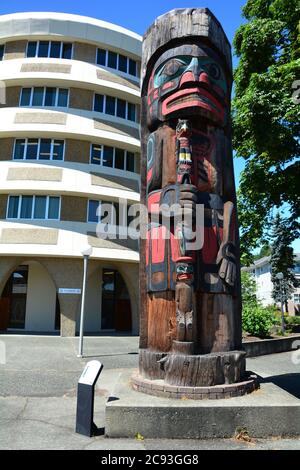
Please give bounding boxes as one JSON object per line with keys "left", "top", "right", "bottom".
{"left": 0, "top": 335, "right": 299, "bottom": 450}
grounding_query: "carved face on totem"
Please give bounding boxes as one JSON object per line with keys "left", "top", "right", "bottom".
{"left": 147, "top": 44, "right": 230, "bottom": 128}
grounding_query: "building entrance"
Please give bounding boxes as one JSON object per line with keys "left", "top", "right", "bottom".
{"left": 101, "top": 269, "right": 132, "bottom": 331}
{"left": 0, "top": 265, "right": 28, "bottom": 330}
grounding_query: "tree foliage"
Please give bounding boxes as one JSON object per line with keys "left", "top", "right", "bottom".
{"left": 241, "top": 271, "right": 257, "bottom": 304}
{"left": 233, "top": 0, "right": 300, "bottom": 264}
{"left": 254, "top": 242, "right": 272, "bottom": 260}
{"left": 270, "top": 213, "right": 299, "bottom": 307}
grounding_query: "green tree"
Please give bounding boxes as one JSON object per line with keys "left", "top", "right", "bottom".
{"left": 241, "top": 271, "right": 257, "bottom": 305}
{"left": 270, "top": 213, "right": 299, "bottom": 310}
{"left": 254, "top": 242, "right": 272, "bottom": 260}
{"left": 233, "top": 0, "right": 300, "bottom": 264}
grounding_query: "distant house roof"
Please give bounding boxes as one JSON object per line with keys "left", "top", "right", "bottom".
{"left": 243, "top": 253, "right": 300, "bottom": 272}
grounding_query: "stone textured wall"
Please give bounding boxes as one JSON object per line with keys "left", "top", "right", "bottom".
{"left": 73, "top": 42, "right": 97, "bottom": 64}
{"left": 3, "top": 40, "right": 27, "bottom": 60}
{"left": 0, "top": 194, "right": 8, "bottom": 219}
{"left": 21, "top": 63, "right": 72, "bottom": 74}
{"left": 65, "top": 139, "right": 91, "bottom": 164}
{"left": 0, "top": 229, "right": 58, "bottom": 245}
{"left": 7, "top": 167, "right": 62, "bottom": 181}
{"left": 60, "top": 196, "right": 87, "bottom": 222}
{"left": 14, "top": 112, "right": 67, "bottom": 125}
{"left": 3, "top": 86, "right": 21, "bottom": 107}
{"left": 69, "top": 88, "right": 94, "bottom": 111}
{"left": 0, "top": 138, "right": 14, "bottom": 161}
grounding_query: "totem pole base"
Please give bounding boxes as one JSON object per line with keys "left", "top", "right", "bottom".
{"left": 135, "top": 349, "right": 258, "bottom": 400}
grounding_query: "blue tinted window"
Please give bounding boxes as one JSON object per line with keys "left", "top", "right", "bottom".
{"left": 48, "top": 197, "right": 60, "bottom": 219}
{"left": 97, "top": 49, "right": 106, "bottom": 66}
{"left": 103, "top": 146, "right": 113, "bottom": 167}
{"left": 32, "top": 87, "right": 44, "bottom": 106}
{"left": 126, "top": 152, "right": 135, "bottom": 172}
{"left": 7, "top": 196, "right": 19, "bottom": 218}
{"left": 14, "top": 140, "right": 25, "bottom": 159}
{"left": 129, "top": 59, "right": 137, "bottom": 76}
{"left": 53, "top": 140, "right": 64, "bottom": 160}
{"left": 50, "top": 42, "right": 61, "bottom": 58}
{"left": 94, "top": 94, "right": 104, "bottom": 112}
{"left": 34, "top": 197, "right": 47, "bottom": 219}
{"left": 107, "top": 51, "right": 117, "bottom": 69}
{"left": 27, "top": 42, "right": 37, "bottom": 58}
{"left": 105, "top": 96, "right": 115, "bottom": 116}
{"left": 115, "top": 148, "right": 125, "bottom": 169}
{"left": 39, "top": 139, "right": 52, "bottom": 160}
{"left": 26, "top": 139, "right": 38, "bottom": 159}
{"left": 118, "top": 55, "right": 127, "bottom": 73}
{"left": 62, "top": 43, "right": 72, "bottom": 59}
{"left": 91, "top": 144, "right": 102, "bottom": 165}
{"left": 57, "top": 89, "right": 68, "bottom": 107}
{"left": 38, "top": 41, "right": 49, "bottom": 57}
{"left": 0, "top": 45, "right": 4, "bottom": 60}
{"left": 20, "top": 88, "right": 31, "bottom": 106}
{"left": 127, "top": 103, "right": 136, "bottom": 122}
{"left": 45, "top": 88, "right": 56, "bottom": 106}
{"left": 20, "top": 196, "right": 33, "bottom": 219}
{"left": 117, "top": 99, "right": 126, "bottom": 119}
{"left": 88, "top": 200, "right": 100, "bottom": 222}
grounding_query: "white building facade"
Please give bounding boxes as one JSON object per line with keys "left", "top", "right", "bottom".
{"left": 244, "top": 254, "right": 300, "bottom": 316}
{"left": 0, "top": 12, "right": 142, "bottom": 335}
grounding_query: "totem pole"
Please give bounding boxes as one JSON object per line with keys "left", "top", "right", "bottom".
{"left": 134, "top": 8, "right": 257, "bottom": 398}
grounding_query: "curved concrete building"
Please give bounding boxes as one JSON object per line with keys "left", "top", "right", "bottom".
{"left": 0, "top": 12, "right": 141, "bottom": 336}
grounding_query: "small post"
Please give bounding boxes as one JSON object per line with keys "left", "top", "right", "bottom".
{"left": 77, "top": 244, "right": 93, "bottom": 358}
{"left": 276, "top": 272, "right": 285, "bottom": 334}
{"left": 75, "top": 360, "right": 103, "bottom": 437}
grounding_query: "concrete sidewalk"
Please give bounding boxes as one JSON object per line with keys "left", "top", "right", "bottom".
{"left": 0, "top": 335, "right": 299, "bottom": 450}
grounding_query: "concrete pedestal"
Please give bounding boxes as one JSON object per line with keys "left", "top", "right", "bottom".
{"left": 105, "top": 369, "right": 300, "bottom": 439}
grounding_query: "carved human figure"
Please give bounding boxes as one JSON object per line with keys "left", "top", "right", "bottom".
{"left": 139, "top": 9, "right": 244, "bottom": 387}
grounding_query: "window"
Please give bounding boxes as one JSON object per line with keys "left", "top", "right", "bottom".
{"left": 107, "top": 51, "right": 117, "bottom": 69}
{"left": 0, "top": 44, "right": 4, "bottom": 61}
{"left": 118, "top": 54, "right": 127, "bottom": 73}
{"left": 294, "top": 294, "right": 300, "bottom": 304}
{"left": 294, "top": 264, "right": 300, "bottom": 274}
{"left": 96, "top": 48, "right": 139, "bottom": 77}
{"left": 27, "top": 41, "right": 37, "bottom": 58}
{"left": 115, "top": 148, "right": 125, "bottom": 170}
{"left": 7, "top": 195, "right": 60, "bottom": 220}
{"left": 105, "top": 96, "right": 116, "bottom": 116}
{"left": 38, "top": 41, "right": 49, "bottom": 58}
{"left": 20, "top": 87, "right": 69, "bottom": 108}
{"left": 117, "top": 99, "right": 126, "bottom": 119}
{"left": 129, "top": 59, "right": 137, "bottom": 76}
{"left": 88, "top": 200, "right": 134, "bottom": 226}
{"left": 94, "top": 94, "right": 104, "bottom": 113}
{"left": 96, "top": 49, "right": 106, "bottom": 66}
{"left": 13, "top": 139, "right": 65, "bottom": 161}
{"left": 88, "top": 200, "right": 100, "bottom": 223}
{"left": 126, "top": 152, "right": 135, "bottom": 172}
{"left": 93, "top": 93, "right": 136, "bottom": 122}
{"left": 103, "top": 146, "right": 114, "bottom": 167}
{"left": 26, "top": 41, "right": 72, "bottom": 59}
{"left": 90, "top": 144, "right": 135, "bottom": 172}
{"left": 127, "top": 102, "right": 136, "bottom": 122}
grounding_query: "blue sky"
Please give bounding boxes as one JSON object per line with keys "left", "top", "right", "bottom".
{"left": 0, "top": 1, "right": 298, "bottom": 252}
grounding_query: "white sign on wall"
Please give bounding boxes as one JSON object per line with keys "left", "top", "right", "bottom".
{"left": 58, "top": 288, "right": 82, "bottom": 295}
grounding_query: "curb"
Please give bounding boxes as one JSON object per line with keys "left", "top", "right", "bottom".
{"left": 243, "top": 335, "right": 300, "bottom": 358}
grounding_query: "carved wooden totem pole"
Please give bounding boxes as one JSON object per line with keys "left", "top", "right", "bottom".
{"left": 134, "top": 8, "right": 257, "bottom": 398}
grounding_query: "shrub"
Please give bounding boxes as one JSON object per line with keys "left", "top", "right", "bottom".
{"left": 285, "top": 316, "right": 300, "bottom": 326}
{"left": 242, "top": 304, "right": 276, "bottom": 337}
